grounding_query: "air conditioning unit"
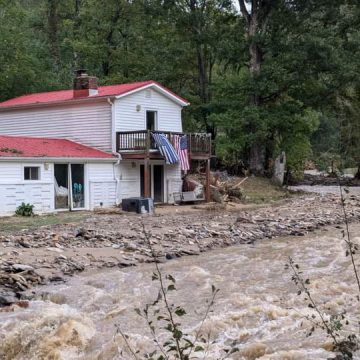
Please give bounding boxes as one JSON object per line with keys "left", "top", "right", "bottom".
{"left": 122, "top": 197, "right": 154, "bottom": 214}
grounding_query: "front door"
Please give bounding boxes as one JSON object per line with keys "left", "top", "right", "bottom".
{"left": 140, "top": 164, "right": 164, "bottom": 202}
{"left": 153, "top": 165, "right": 164, "bottom": 203}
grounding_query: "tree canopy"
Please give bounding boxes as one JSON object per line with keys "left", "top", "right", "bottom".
{"left": 0, "top": 0, "right": 359, "bottom": 177}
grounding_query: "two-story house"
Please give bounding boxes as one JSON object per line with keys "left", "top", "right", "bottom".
{"left": 0, "top": 70, "right": 211, "bottom": 215}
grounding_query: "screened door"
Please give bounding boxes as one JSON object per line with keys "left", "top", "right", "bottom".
{"left": 70, "top": 164, "right": 85, "bottom": 209}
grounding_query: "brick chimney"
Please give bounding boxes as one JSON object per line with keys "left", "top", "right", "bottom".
{"left": 73, "top": 69, "right": 98, "bottom": 98}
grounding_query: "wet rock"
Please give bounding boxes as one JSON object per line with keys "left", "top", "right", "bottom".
{"left": 12, "top": 264, "right": 34, "bottom": 272}
{"left": 75, "top": 228, "right": 86, "bottom": 237}
{"left": 0, "top": 291, "right": 17, "bottom": 306}
{"left": 49, "top": 274, "right": 65, "bottom": 282}
{"left": 17, "top": 239, "right": 31, "bottom": 248}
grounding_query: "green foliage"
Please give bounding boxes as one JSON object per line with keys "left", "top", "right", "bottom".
{"left": 0, "top": 0, "right": 359, "bottom": 174}
{"left": 15, "top": 203, "right": 34, "bottom": 217}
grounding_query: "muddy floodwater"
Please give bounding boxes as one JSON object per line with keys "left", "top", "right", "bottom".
{"left": 1, "top": 223, "right": 360, "bottom": 360}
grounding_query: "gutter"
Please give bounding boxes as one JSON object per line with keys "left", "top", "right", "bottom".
{"left": 0, "top": 95, "right": 116, "bottom": 112}
{"left": 112, "top": 152, "right": 122, "bottom": 206}
{"left": 107, "top": 96, "right": 122, "bottom": 206}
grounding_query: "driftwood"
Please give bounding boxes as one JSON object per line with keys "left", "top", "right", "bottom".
{"left": 210, "top": 176, "right": 247, "bottom": 203}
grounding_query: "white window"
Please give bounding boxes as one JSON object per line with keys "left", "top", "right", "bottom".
{"left": 24, "top": 166, "right": 40, "bottom": 180}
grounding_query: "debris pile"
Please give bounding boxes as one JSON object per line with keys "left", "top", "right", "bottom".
{"left": 210, "top": 172, "right": 247, "bottom": 203}
{"left": 291, "top": 173, "right": 360, "bottom": 186}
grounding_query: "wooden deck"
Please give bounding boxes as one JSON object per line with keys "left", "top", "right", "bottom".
{"left": 116, "top": 130, "right": 212, "bottom": 160}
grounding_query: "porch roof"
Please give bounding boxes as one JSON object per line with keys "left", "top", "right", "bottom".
{"left": 0, "top": 135, "right": 115, "bottom": 159}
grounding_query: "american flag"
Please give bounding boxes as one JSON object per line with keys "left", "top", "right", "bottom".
{"left": 173, "top": 135, "right": 190, "bottom": 171}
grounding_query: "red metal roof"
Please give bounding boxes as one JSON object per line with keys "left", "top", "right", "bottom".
{"left": 0, "top": 135, "right": 115, "bottom": 159}
{"left": 0, "top": 81, "right": 189, "bottom": 108}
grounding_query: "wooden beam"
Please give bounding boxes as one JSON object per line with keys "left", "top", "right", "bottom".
{"left": 121, "top": 152, "right": 164, "bottom": 160}
{"left": 205, "top": 158, "right": 211, "bottom": 202}
{"left": 144, "top": 158, "right": 151, "bottom": 198}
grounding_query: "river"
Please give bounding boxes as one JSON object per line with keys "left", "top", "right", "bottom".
{"left": 1, "top": 222, "right": 360, "bottom": 359}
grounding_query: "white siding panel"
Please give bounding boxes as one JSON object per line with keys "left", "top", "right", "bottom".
{"left": 87, "top": 163, "right": 116, "bottom": 209}
{"left": 89, "top": 182, "right": 116, "bottom": 209}
{"left": 0, "top": 162, "right": 54, "bottom": 215}
{"left": 0, "top": 101, "right": 112, "bottom": 152}
{"left": 118, "top": 161, "right": 141, "bottom": 200}
{"left": 115, "top": 89, "right": 183, "bottom": 133}
{"left": 165, "top": 164, "right": 182, "bottom": 204}
{"left": 0, "top": 163, "right": 22, "bottom": 182}
{"left": 87, "top": 163, "right": 115, "bottom": 181}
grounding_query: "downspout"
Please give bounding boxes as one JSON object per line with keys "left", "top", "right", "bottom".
{"left": 113, "top": 153, "right": 122, "bottom": 206}
{"left": 108, "top": 97, "right": 122, "bottom": 206}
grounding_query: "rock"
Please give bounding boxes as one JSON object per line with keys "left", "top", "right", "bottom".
{"left": 75, "top": 228, "right": 86, "bottom": 237}
{"left": 49, "top": 275, "right": 65, "bottom": 282}
{"left": 17, "top": 240, "right": 31, "bottom": 248}
{"left": 0, "top": 291, "right": 17, "bottom": 306}
{"left": 12, "top": 264, "right": 34, "bottom": 272}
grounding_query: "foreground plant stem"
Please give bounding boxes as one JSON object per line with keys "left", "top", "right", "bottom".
{"left": 288, "top": 257, "right": 339, "bottom": 346}
{"left": 338, "top": 180, "right": 360, "bottom": 294}
{"left": 142, "top": 223, "right": 184, "bottom": 358}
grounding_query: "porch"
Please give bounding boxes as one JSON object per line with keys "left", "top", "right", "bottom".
{"left": 116, "top": 130, "right": 212, "bottom": 201}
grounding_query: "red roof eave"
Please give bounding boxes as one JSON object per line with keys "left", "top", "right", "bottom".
{"left": 0, "top": 81, "right": 189, "bottom": 110}
{"left": 0, "top": 135, "right": 116, "bottom": 159}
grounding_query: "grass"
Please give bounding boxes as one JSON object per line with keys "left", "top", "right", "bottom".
{"left": 241, "top": 176, "right": 295, "bottom": 204}
{"left": 0, "top": 211, "right": 89, "bottom": 233}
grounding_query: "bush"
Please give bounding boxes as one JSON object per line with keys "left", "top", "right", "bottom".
{"left": 15, "top": 203, "right": 34, "bottom": 217}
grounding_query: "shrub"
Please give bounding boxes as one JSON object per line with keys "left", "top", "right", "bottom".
{"left": 15, "top": 202, "right": 34, "bottom": 217}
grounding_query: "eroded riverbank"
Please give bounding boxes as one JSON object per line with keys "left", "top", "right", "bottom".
{"left": 1, "top": 221, "right": 360, "bottom": 359}
{"left": 1, "top": 192, "right": 360, "bottom": 307}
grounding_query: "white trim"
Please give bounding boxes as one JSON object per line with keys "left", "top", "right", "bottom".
{"left": 0, "top": 157, "right": 117, "bottom": 163}
{"left": 115, "top": 83, "right": 189, "bottom": 107}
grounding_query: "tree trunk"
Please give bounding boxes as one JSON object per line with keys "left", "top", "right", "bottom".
{"left": 355, "top": 165, "right": 360, "bottom": 179}
{"left": 248, "top": 5, "right": 265, "bottom": 174}
{"left": 47, "top": 0, "right": 60, "bottom": 71}
{"left": 239, "top": 0, "right": 270, "bottom": 175}
{"left": 73, "top": 0, "right": 82, "bottom": 69}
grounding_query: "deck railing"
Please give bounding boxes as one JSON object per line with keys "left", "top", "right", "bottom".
{"left": 116, "top": 130, "right": 212, "bottom": 158}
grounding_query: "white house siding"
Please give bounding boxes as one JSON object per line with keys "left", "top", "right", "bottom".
{"left": 117, "top": 160, "right": 182, "bottom": 203}
{"left": 114, "top": 89, "right": 183, "bottom": 133}
{"left": 165, "top": 164, "right": 182, "bottom": 204}
{"left": 118, "top": 161, "right": 141, "bottom": 200}
{"left": 0, "top": 162, "right": 54, "bottom": 215}
{"left": 87, "top": 163, "right": 117, "bottom": 209}
{"left": 0, "top": 101, "right": 112, "bottom": 152}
